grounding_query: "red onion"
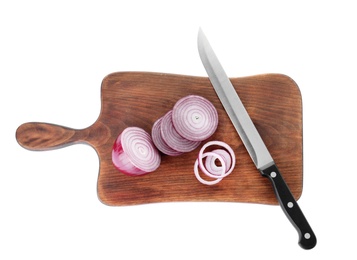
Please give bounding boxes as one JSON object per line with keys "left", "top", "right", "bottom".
{"left": 151, "top": 117, "right": 183, "bottom": 156}
{"left": 172, "top": 95, "right": 218, "bottom": 141}
{"left": 160, "top": 110, "right": 201, "bottom": 153}
{"left": 194, "top": 152, "right": 226, "bottom": 186}
{"left": 112, "top": 127, "right": 161, "bottom": 176}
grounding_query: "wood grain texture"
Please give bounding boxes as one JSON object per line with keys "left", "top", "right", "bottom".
{"left": 16, "top": 72, "right": 303, "bottom": 206}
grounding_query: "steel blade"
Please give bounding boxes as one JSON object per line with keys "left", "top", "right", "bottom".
{"left": 197, "top": 28, "right": 273, "bottom": 170}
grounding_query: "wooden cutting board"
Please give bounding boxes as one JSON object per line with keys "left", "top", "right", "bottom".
{"left": 16, "top": 72, "right": 303, "bottom": 206}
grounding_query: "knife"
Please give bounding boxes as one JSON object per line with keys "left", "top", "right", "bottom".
{"left": 197, "top": 28, "right": 316, "bottom": 250}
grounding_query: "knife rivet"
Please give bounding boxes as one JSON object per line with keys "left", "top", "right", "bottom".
{"left": 304, "top": 233, "right": 311, "bottom": 239}
{"left": 287, "top": 202, "right": 294, "bottom": 208}
{"left": 270, "top": 171, "right": 277, "bottom": 178}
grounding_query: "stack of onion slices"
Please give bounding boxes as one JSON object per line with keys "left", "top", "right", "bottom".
{"left": 194, "top": 141, "right": 236, "bottom": 185}
{"left": 152, "top": 95, "right": 218, "bottom": 155}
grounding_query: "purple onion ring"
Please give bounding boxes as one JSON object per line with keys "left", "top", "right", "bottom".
{"left": 194, "top": 152, "right": 226, "bottom": 185}
{"left": 198, "top": 141, "right": 236, "bottom": 179}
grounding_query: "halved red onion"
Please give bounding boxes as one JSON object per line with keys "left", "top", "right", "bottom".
{"left": 172, "top": 95, "right": 218, "bottom": 142}
{"left": 197, "top": 141, "right": 236, "bottom": 179}
{"left": 204, "top": 149, "right": 232, "bottom": 177}
{"left": 151, "top": 117, "right": 183, "bottom": 156}
{"left": 194, "top": 152, "right": 226, "bottom": 186}
{"left": 160, "top": 110, "right": 201, "bottom": 153}
{"left": 112, "top": 127, "right": 161, "bottom": 176}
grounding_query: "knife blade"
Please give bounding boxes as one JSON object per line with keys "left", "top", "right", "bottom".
{"left": 197, "top": 28, "right": 316, "bottom": 250}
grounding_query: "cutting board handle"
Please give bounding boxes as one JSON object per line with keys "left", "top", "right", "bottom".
{"left": 16, "top": 122, "right": 88, "bottom": 151}
{"left": 16, "top": 122, "right": 111, "bottom": 151}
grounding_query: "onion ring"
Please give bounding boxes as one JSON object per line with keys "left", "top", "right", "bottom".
{"left": 198, "top": 141, "right": 236, "bottom": 179}
{"left": 204, "top": 149, "right": 232, "bottom": 177}
{"left": 194, "top": 152, "right": 226, "bottom": 185}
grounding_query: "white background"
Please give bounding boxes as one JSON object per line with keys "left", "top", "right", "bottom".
{"left": 1, "top": 0, "right": 356, "bottom": 259}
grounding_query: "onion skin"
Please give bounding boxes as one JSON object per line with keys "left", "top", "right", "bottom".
{"left": 112, "top": 127, "right": 161, "bottom": 176}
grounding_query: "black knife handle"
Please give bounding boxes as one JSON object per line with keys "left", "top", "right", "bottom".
{"left": 260, "top": 164, "right": 317, "bottom": 249}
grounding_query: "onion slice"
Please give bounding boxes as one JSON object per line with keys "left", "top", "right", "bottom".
{"left": 204, "top": 149, "right": 232, "bottom": 177}
{"left": 151, "top": 117, "right": 183, "bottom": 156}
{"left": 198, "top": 141, "right": 236, "bottom": 179}
{"left": 172, "top": 95, "right": 218, "bottom": 141}
{"left": 194, "top": 152, "right": 226, "bottom": 186}
{"left": 160, "top": 110, "right": 201, "bottom": 153}
{"left": 112, "top": 127, "right": 161, "bottom": 176}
